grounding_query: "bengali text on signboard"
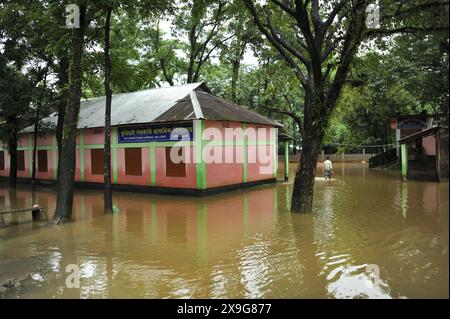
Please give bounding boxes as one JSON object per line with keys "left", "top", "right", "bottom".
{"left": 117, "top": 123, "right": 193, "bottom": 143}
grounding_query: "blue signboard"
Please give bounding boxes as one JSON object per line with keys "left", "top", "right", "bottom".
{"left": 117, "top": 123, "right": 193, "bottom": 143}
{"left": 398, "top": 119, "right": 426, "bottom": 129}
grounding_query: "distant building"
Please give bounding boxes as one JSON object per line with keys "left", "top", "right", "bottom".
{"left": 389, "top": 111, "right": 447, "bottom": 181}
{"left": 391, "top": 111, "right": 435, "bottom": 155}
{"left": 0, "top": 83, "right": 282, "bottom": 194}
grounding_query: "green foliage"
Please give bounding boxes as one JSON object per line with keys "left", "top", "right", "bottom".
{"left": 326, "top": 32, "right": 448, "bottom": 152}
{"left": 0, "top": 59, "right": 33, "bottom": 145}
{"left": 0, "top": 0, "right": 448, "bottom": 157}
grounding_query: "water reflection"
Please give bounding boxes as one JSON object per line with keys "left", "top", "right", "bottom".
{"left": 0, "top": 163, "right": 448, "bottom": 298}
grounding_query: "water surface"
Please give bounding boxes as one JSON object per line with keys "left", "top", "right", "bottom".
{"left": 0, "top": 163, "right": 448, "bottom": 298}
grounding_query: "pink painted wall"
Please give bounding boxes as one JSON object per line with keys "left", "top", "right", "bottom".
{"left": 83, "top": 128, "right": 104, "bottom": 145}
{"left": 246, "top": 144, "right": 274, "bottom": 182}
{"left": 1, "top": 133, "right": 57, "bottom": 180}
{"left": 1, "top": 120, "right": 277, "bottom": 190}
{"left": 204, "top": 121, "right": 275, "bottom": 187}
{"left": 422, "top": 135, "right": 436, "bottom": 156}
{"left": 205, "top": 147, "right": 244, "bottom": 188}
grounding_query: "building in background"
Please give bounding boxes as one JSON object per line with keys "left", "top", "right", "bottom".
{"left": 0, "top": 83, "right": 282, "bottom": 194}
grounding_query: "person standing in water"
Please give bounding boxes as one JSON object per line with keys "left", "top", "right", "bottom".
{"left": 324, "top": 156, "right": 333, "bottom": 180}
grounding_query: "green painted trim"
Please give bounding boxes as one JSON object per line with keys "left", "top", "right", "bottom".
{"left": 150, "top": 145, "right": 156, "bottom": 186}
{"left": 195, "top": 120, "right": 206, "bottom": 189}
{"left": 284, "top": 140, "right": 289, "bottom": 181}
{"left": 52, "top": 135, "right": 57, "bottom": 179}
{"left": 76, "top": 144, "right": 105, "bottom": 149}
{"left": 34, "top": 146, "right": 57, "bottom": 150}
{"left": 201, "top": 140, "right": 272, "bottom": 146}
{"left": 79, "top": 130, "right": 85, "bottom": 181}
{"left": 76, "top": 141, "right": 271, "bottom": 149}
{"left": 112, "top": 128, "right": 118, "bottom": 184}
{"left": 243, "top": 123, "right": 247, "bottom": 183}
{"left": 401, "top": 144, "right": 408, "bottom": 180}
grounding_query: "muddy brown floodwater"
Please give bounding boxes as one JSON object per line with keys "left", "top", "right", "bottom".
{"left": 0, "top": 163, "right": 448, "bottom": 299}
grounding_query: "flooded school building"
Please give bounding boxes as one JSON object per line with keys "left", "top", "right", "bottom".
{"left": 0, "top": 83, "right": 281, "bottom": 194}
{"left": 368, "top": 112, "right": 449, "bottom": 182}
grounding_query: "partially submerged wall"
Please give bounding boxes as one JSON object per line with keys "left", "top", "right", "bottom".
{"left": 0, "top": 120, "right": 278, "bottom": 191}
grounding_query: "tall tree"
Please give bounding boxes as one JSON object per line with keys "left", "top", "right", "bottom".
{"left": 223, "top": 2, "right": 257, "bottom": 103}
{"left": 0, "top": 60, "right": 33, "bottom": 188}
{"left": 174, "top": 0, "right": 234, "bottom": 83}
{"left": 244, "top": 0, "right": 449, "bottom": 213}
{"left": 51, "top": 3, "right": 88, "bottom": 224}
{"left": 103, "top": 5, "right": 113, "bottom": 214}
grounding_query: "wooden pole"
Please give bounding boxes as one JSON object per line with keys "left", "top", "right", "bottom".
{"left": 284, "top": 141, "right": 289, "bottom": 182}
{"left": 401, "top": 144, "right": 408, "bottom": 181}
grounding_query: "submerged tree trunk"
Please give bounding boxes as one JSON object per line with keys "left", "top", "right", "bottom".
{"left": 8, "top": 131, "right": 18, "bottom": 189}
{"left": 244, "top": 0, "right": 367, "bottom": 213}
{"left": 291, "top": 134, "right": 323, "bottom": 213}
{"left": 31, "top": 107, "right": 40, "bottom": 188}
{"left": 56, "top": 56, "right": 69, "bottom": 162}
{"left": 51, "top": 6, "right": 86, "bottom": 224}
{"left": 103, "top": 6, "right": 113, "bottom": 214}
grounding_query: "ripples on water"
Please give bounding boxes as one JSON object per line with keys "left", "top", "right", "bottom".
{"left": 0, "top": 163, "right": 448, "bottom": 298}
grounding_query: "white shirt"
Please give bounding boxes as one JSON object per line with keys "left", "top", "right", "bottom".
{"left": 324, "top": 159, "right": 333, "bottom": 171}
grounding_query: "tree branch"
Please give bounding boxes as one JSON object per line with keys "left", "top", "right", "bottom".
{"left": 294, "top": 0, "right": 323, "bottom": 86}
{"left": 265, "top": 9, "right": 310, "bottom": 68}
{"left": 324, "top": 0, "right": 346, "bottom": 28}
{"left": 263, "top": 105, "right": 304, "bottom": 135}
{"left": 244, "top": 0, "right": 308, "bottom": 86}
{"left": 367, "top": 26, "right": 449, "bottom": 36}
{"left": 270, "top": 0, "right": 296, "bottom": 18}
{"left": 383, "top": 1, "right": 449, "bottom": 20}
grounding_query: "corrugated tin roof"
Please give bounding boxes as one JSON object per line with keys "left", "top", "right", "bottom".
{"left": 397, "top": 126, "right": 439, "bottom": 144}
{"left": 22, "top": 82, "right": 281, "bottom": 132}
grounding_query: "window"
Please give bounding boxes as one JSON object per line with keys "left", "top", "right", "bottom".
{"left": 91, "top": 149, "right": 104, "bottom": 175}
{"left": 125, "top": 148, "right": 142, "bottom": 176}
{"left": 17, "top": 150, "right": 25, "bottom": 171}
{"left": 38, "top": 150, "right": 48, "bottom": 172}
{"left": 165, "top": 147, "right": 186, "bottom": 177}
{"left": 0, "top": 151, "right": 4, "bottom": 171}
